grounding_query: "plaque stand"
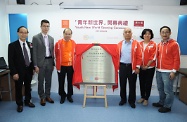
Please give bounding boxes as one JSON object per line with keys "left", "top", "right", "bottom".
{"left": 83, "top": 84, "right": 107, "bottom": 108}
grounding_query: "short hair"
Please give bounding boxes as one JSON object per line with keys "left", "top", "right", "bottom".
{"left": 17, "top": 26, "right": 28, "bottom": 33}
{"left": 140, "top": 29, "right": 154, "bottom": 39}
{"left": 160, "top": 26, "right": 171, "bottom": 33}
{"left": 41, "top": 19, "right": 50, "bottom": 26}
{"left": 63, "top": 28, "right": 73, "bottom": 34}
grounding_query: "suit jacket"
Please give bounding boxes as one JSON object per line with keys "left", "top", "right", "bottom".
{"left": 8, "top": 40, "right": 34, "bottom": 78}
{"left": 32, "top": 33, "right": 54, "bottom": 67}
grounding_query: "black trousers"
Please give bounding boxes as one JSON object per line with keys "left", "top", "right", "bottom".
{"left": 119, "top": 63, "right": 137, "bottom": 104}
{"left": 57, "top": 66, "right": 74, "bottom": 98}
{"left": 139, "top": 67, "right": 155, "bottom": 100}
{"left": 15, "top": 67, "right": 32, "bottom": 106}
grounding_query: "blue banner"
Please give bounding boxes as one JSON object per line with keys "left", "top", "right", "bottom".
{"left": 8, "top": 14, "right": 27, "bottom": 43}
{"left": 177, "top": 15, "right": 187, "bottom": 55}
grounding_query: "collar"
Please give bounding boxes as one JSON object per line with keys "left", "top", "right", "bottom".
{"left": 19, "top": 39, "right": 26, "bottom": 45}
{"left": 161, "top": 38, "right": 171, "bottom": 44}
{"left": 42, "top": 33, "right": 48, "bottom": 37}
{"left": 124, "top": 39, "right": 132, "bottom": 44}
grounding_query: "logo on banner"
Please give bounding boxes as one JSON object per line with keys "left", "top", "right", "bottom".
{"left": 62, "top": 20, "right": 69, "bottom": 28}
{"left": 134, "top": 21, "right": 144, "bottom": 27}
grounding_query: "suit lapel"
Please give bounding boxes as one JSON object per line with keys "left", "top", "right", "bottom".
{"left": 48, "top": 36, "right": 54, "bottom": 57}
{"left": 39, "top": 33, "right": 45, "bottom": 46}
{"left": 15, "top": 40, "right": 25, "bottom": 63}
{"left": 48, "top": 36, "right": 52, "bottom": 48}
{"left": 26, "top": 41, "right": 32, "bottom": 54}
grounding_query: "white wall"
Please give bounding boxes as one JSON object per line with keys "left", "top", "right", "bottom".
{"left": 1, "top": 0, "right": 187, "bottom": 94}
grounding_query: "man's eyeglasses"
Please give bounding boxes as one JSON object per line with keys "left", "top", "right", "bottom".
{"left": 161, "top": 32, "right": 170, "bottom": 34}
{"left": 19, "top": 32, "right": 28, "bottom": 34}
{"left": 42, "top": 26, "right": 50, "bottom": 28}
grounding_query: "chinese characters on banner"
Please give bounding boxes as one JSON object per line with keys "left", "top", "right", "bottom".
{"left": 62, "top": 20, "right": 144, "bottom": 32}
{"left": 61, "top": 19, "right": 145, "bottom": 43}
{"left": 75, "top": 20, "right": 128, "bottom": 32}
{"left": 62, "top": 19, "right": 129, "bottom": 32}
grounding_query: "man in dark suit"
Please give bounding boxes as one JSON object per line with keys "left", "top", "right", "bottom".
{"left": 32, "top": 19, "right": 55, "bottom": 106}
{"left": 8, "top": 26, "right": 35, "bottom": 112}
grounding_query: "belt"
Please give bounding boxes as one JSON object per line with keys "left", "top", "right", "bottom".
{"left": 120, "top": 62, "right": 132, "bottom": 66}
{"left": 45, "top": 56, "right": 52, "bottom": 59}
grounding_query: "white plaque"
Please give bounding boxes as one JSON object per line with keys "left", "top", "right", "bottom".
{"left": 81, "top": 45, "right": 115, "bottom": 84}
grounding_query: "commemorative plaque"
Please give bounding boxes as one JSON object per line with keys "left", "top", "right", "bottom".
{"left": 81, "top": 45, "right": 115, "bottom": 84}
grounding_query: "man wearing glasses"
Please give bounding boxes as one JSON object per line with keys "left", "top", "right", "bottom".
{"left": 152, "top": 26, "right": 180, "bottom": 113}
{"left": 8, "top": 26, "right": 35, "bottom": 112}
{"left": 32, "top": 19, "right": 55, "bottom": 106}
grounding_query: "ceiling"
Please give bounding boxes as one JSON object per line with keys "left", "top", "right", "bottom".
{"left": 8, "top": 0, "right": 182, "bottom": 6}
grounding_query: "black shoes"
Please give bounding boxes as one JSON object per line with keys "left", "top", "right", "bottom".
{"left": 119, "top": 100, "right": 126, "bottom": 106}
{"left": 17, "top": 101, "right": 35, "bottom": 112}
{"left": 60, "top": 96, "right": 73, "bottom": 103}
{"left": 60, "top": 97, "right": 66, "bottom": 104}
{"left": 25, "top": 102, "right": 35, "bottom": 108}
{"left": 158, "top": 107, "right": 171, "bottom": 113}
{"left": 129, "top": 103, "right": 136, "bottom": 108}
{"left": 119, "top": 100, "right": 136, "bottom": 108}
{"left": 152, "top": 102, "right": 163, "bottom": 107}
{"left": 67, "top": 97, "right": 73, "bottom": 103}
{"left": 17, "top": 106, "right": 23, "bottom": 112}
{"left": 153, "top": 102, "right": 171, "bottom": 113}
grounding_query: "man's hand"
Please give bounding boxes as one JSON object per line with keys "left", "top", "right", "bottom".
{"left": 169, "top": 72, "right": 176, "bottom": 80}
{"left": 135, "top": 68, "right": 140, "bottom": 74}
{"left": 35, "top": 66, "right": 39, "bottom": 74}
{"left": 141, "top": 65, "right": 148, "bottom": 70}
{"left": 13, "top": 74, "right": 19, "bottom": 81}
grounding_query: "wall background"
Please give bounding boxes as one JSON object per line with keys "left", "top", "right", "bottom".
{"left": 0, "top": 0, "right": 187, "bottom": 96}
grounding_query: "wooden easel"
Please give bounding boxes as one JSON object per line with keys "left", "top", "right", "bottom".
{"left": 83, "top": 84, "right": 107, "bottom": 108}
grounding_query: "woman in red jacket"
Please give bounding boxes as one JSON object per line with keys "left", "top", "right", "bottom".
{"left": 137, "top": 29, "right": 157, "bottom": 106}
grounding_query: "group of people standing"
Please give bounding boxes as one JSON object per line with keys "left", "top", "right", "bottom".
{"left": 118, "top": 26, "right": 180, "bottom": 113}
{"left": 8, "top": 19, "right": 180, "bottom": 114}
{"left": 8, "top": 19, "right": 75, "bottom": 112}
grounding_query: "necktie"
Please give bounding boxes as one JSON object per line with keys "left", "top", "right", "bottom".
{"left": 23, "top": 43, "right": 30, "bottom": 66}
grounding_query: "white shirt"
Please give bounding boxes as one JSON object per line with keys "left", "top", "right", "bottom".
{"left": 42, "top": 33, "right": 51, "bottom": 57}
{"left": 120, "top": 40, "right": 132, "bottom": 63}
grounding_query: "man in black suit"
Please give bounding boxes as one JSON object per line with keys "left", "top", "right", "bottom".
{"left": 8, "top": 26, "right": 35, "bottom": 112}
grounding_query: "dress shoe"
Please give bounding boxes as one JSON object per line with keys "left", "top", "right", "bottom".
{"left": 60, "top": 97, "right": 66, "bottom": 104}
{"left": 129, "top": 103, "right": 136, "bottom": 108}
{"left": 158, "top": 107, "right": 171, "bottom": 113}
{"left": 143, "top": 100, "right": 148, "bottom": 106}
{"left": 137, "top": 98, "right": 144, "bottom": 103}
{"left": 46, "top": 97, "right": 54, "bottom": 103}
{"left": 119, "top": 100, "right": 126, "bottom": 106}
{"left": 17, "top": 106, "right": 23, "bottom": 112}
{"left": 40, "top": 98, "right": 46, "bottom": 106}
{"left": 67, "top": 97, "right": 73, "bottom": 103}
{"left": 25, "top": 102, "right": 35, "bottom": 108}
{"left": 152, "top": 102, "right": 163, "bottom": 107}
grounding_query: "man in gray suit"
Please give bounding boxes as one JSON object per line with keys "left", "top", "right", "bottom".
{"left": 32, "top": 19, "right": 55, "bottom": 106}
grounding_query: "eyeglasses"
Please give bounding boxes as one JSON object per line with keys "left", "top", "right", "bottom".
{"left": 161, "top": 32, "right": 170, "bottom": 34}
{"left": 42, "top": 26, "right": 50, "bottom": 28}
{"left": 19, "top": 32, "right": 28, "bottom": 34}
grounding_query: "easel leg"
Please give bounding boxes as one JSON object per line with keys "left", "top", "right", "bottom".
{"left": 83, "top": 85, "right": 87, "bottom": 108}
{"left": 104, "top": 86, "right": 107, "bottom": 107}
